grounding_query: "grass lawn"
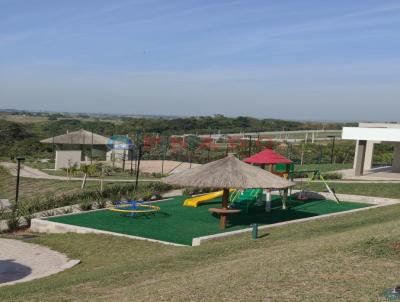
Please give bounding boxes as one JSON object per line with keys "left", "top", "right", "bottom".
{"left": 2, "top": 203, "right": 400, "bottom": 301}
{"left": 0, "top": 166, "right": 132, "bottom": 202}
{"left": 47, "top": 196, "right": 369, "bottom": 245}
{"left": 297, "top": 182, "right": 400, "bottom": 199}
{"left": 23, "top": 161, "right": 159, "bottom": 180}
{"left": 294, "top": 163, "right": 352, "bottom": 173}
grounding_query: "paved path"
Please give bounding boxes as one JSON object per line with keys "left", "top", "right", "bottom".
{"left": 0, "top": 238, "right": 79, "bottom": 287}
{"left": 339, "top": 167, "right": 400, "bottom": 181}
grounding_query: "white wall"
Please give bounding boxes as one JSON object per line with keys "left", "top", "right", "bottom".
{"left": 55, "top": 150, "right": 82, "bottom": 170}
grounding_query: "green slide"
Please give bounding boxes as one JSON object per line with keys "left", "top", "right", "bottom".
{"left": 229, "top": 190, "right": 241, "bottom": 203}
{"left": 231, "top": 189, "right": 263, "bottom": 213}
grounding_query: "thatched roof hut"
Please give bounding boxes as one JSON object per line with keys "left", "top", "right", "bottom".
{"left": 40, "top": 129, "right": 109, "bottom": 145}
{"left": 163, "top": 155, "right": 295, "bottom": 190}
{"left": 163, "top": 155, "right": 294, "bottom": 228}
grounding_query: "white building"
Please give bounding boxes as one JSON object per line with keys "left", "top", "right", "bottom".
{"left": 342, "top": 123, "right": 400, "bottom": 176}
{"left": 41, "top": 129, "right": 110, "bottom": 169}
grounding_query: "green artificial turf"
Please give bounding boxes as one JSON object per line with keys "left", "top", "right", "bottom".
{"left": 48, "top": 196, "right": 370, "bottom": 245}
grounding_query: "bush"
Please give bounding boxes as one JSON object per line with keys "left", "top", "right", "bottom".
{"left": 7, "top": 208, "right": 22, "bottom": 232}
{"left": 16, "top": 182, "right": 172, "bottom": 215}
{"left": 182, "top": 187, "right": 202, "bottom": 195}
{"left": 322, "top": 172, "right": 342, "bottom": 180}
{"left": 290, "top": 172, "right": 309, "bottom": 179}
{"left": 42, "top": 210, "right": 56, "bottom": 217}
{"left": 62, "top": 207, "right": 73, "bottom": 214}
{"left": 140, "top": 189, "right": 154, "bottom": 201}
{"left": 182, "top": 187, "right": 216, "bottom": 195}
{"left": 151, "top": 172, "right": 165, "bottom": 178}
{"left": 79, "top": 200, "right": 93, "bottom": 211}
{"left": 96, "top": 197, "right": 108, "bottom": 209}
{"left": 19, "top": 202, "right": 36, "bottom": 228}
{"left": 0, "top": 205, "right": 6, "bottom": 220}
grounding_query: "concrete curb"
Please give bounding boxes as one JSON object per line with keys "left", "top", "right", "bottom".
{"left": 30, "top": 218, "right": 186, "bottom": 247}
{"left": 191, "top": 195, "right": 400, "bottom": 246}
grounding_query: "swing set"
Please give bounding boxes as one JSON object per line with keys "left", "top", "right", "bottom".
{"left": 292, "top": 170, "right": 340, "bottom": 203}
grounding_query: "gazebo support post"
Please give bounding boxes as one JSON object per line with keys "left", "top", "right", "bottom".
{"left": 282, "top": 188, "right": 288, "bottom": 210}
{"left": 220, "top": 188, "right": 230, "bottom": 229}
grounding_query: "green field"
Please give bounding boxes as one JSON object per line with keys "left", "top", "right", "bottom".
{"left": 48, "top": 196, "right": 369, "bottom": 245}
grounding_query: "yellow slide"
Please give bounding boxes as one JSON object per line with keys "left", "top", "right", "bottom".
{"left": 184, "top": 190, "right": 226, "bottom": 207}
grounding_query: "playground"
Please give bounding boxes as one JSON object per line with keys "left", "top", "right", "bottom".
{"left": 47, "top": 195, "right": 370, "bottom": 245}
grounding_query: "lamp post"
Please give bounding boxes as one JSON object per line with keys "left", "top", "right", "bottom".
{"left": 130, "top": 143, "right": 134, "bottom": 175}
{"left": 15, "top": 157, "right": 25, "bottom": 208}
{"left": 328, "top": 135, "right": 336, "bottom": 164}
{"left": 134, "top": 143, "right": 143, "bottom": 191}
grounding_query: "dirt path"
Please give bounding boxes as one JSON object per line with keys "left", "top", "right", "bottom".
{"left": 0, "top": 238, "right": 79, "bottom": 287}
{"left": 0, "top": 162, "right": 154, "bottom": 182}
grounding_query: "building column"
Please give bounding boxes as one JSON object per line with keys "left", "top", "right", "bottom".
{"left": 354, "top": 140, "right": 367, "bottom": 176}
{"left": 392, "top": 143, "right": 400, "bottom": 172}
{"left": 363, "top": 141, "right": 375, "bottom": 171}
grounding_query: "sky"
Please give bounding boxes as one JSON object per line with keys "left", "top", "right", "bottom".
{"left": 1, "top": 0, "right": 400, "bottom": 121}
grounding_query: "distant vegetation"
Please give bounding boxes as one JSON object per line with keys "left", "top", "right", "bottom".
{"left": 0, "top": 112, "right": 352, "bottom": 159}
{"left": 0, "top": 111, "right": 392, "bottom": 166}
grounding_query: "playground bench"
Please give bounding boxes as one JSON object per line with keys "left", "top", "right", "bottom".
{"left": 208, "top": 208, "right": 241, "bottom": 229}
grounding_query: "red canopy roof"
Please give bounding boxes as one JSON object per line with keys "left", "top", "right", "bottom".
{"left": 243, "top": 149, "right": 292, "bottom": 165}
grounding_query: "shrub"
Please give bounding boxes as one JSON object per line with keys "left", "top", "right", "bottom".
{"left": 62, "top": 207, "right": 73, "bottom": 214}
{"left": 42, "top": 210, "right": 56, "bottom": 217}
{"left": 0, "top": 205, "right": 6, "bottom": 220}
{"left": 96, "top": 197, "right": 108, "bottom": 209}
{"left": 16, "top": 182, "right": 172, "bottom": 216}
{"left": 7, "top": 206, "right": 22, "bottom": 232}
{"left": 152, "top": 193, "right": 162, "bottom": 200}
{"left": 183, "top": 187, "right": 201, "bottom": 196}
{"left": 151, "top": 172, "right": 165, "bottom": 178}
{"left": 19, "top": 202, "right": 36, "bottom": 228}
{"left": 140, "top": 189, "right": 154, "bottom": 201}
{"left": 322, "top": 172, "right": 342, "bottom": 180}
{"left": 79, "top": 200, "right": 93, "bottom": 211}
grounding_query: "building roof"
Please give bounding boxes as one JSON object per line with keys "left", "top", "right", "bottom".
{"left": 243, "top": 149, "right": 292, "bottom": 165}
{"left": 162, "top": 155, "right": 294, "bottom": 189}
{"left": 40, "top": 129, "right": 109, "bottom": 145}
{"left": 342, "top": 127, "right": 400, "bottom": 142}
